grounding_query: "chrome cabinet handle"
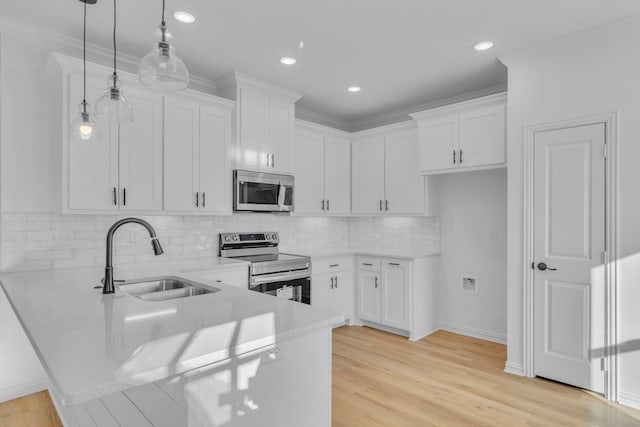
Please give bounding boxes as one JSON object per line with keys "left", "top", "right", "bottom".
{"left": 379, "top": 200, "right": 383, "bottom": 211}
{"left": 322, "top": 199, "right": 325, "bottom": 211}
{"left": 453, "top": 150, "right": 457, "bottom": 164}
{"left": 265, "top": 153, "right": 270, "bottom": 167}
{"left": 362, "top": 263, "right": 373, "bottom": 266}
{"left": 195, "top": 192, "right": 199, "bottom": 208}
{"left": 271, "top": 153, "right": 275, "bottom": 168}
{"left": 385, "top": 200, "right": 389, "bottom": 211}
{"left": 389, "top": 262, "right": 400, "bottom": 266}
{"left": 326, "top": 199, "right": 330, "bottom": 211}
{"left": 330, "top": 276, "right": 335, "bottom": 289}
{"left": 123, "top": 188, "right": 126, "bottom": 206}
{"left": 374, "top": 276, "right": 378, "bottom": 288}
{"left": 329, "top": 264, "right": 339, "bottom": 268}
{"left": 335, "top": 276, "right": 338, "bottom": 288}
{"left": 113, "top": 187, "right": 117, "bottom": 206}
{"left": 202, "top": 192, "right": 206, "bottom": 208}
{"left": 459, "top": 149, "right": 463, "bottom": 164}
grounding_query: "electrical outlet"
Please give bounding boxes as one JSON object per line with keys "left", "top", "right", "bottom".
{"left": 462, "top": 276, "right": 478, "bottom": 295}
{"left": 262, "top": 345, "right": 284, "bottom": 364}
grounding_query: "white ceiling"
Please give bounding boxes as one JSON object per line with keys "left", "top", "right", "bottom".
{"left": 3, "top": 0, "right": 640, "bottom": 128}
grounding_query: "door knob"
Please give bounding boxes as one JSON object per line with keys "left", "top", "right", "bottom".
{"left": 537, "top": 262, "right": 557, "bottom": 271}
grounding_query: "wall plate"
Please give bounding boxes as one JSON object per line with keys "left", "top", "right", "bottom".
{"left": 462, "top": 276, "right": 478, "bottom": 295}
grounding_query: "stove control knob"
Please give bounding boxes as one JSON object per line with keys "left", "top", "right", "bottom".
{"left": 224, "top": 236, "right": 231, "bottom": 241}
{"left": 232, "top": 236, "right": 239, "bottom": 241}
{"left": 268, "top": 234, "right": 274, "bottom": 240}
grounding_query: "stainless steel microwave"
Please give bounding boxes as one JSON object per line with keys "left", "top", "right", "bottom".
{"left": 233, "top": 170, "right": 295, "bottom": 213}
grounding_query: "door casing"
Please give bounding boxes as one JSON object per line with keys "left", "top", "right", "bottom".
{"left": 522, "top": 112, "right": 619, "bottom": 401}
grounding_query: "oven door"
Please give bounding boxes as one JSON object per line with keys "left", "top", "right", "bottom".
{"left": 234, "top": 170, "right": 294, "bottom": 212}
{"left": 250, "top": 271, "right": 311, "bottom": 304}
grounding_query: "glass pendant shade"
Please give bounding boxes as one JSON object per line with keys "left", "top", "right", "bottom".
{"left": 71, "top": 101, "right": 99, "bottom": 141}
{"left": 95, "top": 73, "right": 133, "bottom": 123}
{"left": 139, "top": 24, "right": 189, "bottom": 91}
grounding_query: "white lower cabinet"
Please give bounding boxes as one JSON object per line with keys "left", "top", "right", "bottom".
{"left": 356, "top": 255, "right": 437, "bottom": 340}
{"left": 311, "top": 256, "right": 353, "bottom": 325}
{"left": 191, "top": 266, "right": 248, "bottom": 290}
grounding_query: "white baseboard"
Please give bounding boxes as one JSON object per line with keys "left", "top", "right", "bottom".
{"left": 438, "top": 321, "right": 507, "bottom": 344}
{"left": 503, "top": 360, "right": 525, "bottom": 376}
{"left": 0, "top": 378, "right": 48, "bottom": 403}
{"left": 619, "top": 391, "right": 640, "bottom": 410}
{"left": 409, "top": 328, "right": 439, "bottom": 342}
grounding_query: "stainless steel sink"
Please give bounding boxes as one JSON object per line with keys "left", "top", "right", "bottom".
{"left": 118, "top": 276, "right": 219, "bottom": 302}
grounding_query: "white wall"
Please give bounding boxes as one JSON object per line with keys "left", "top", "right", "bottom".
{"left": 502, "top": 15, "right": 640, "bottom": 407}
{"left": 431, "top": 169, "right": 507, "bottom": 343}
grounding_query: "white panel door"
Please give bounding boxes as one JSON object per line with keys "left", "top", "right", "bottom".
{"left": 199, "top": 103, "right": 231, "bottom": 213}
{"left": 417, "top": 114, "right": 458, "bottom": 173}
{"left": 268, "top": 97, "right": 294, "bottom": 173}
{"left": 384, "top": 131, "right": 425, "bottom": 215}
{"left": 533, "top": 123, "right": 605, "bottom": 393}
{"left": 311, "top": 273, "right": 331, "bottom": 311}
{"left": 458, "top": 104, "right": 506, "bottom": 168}
{"left": 381, "top": 259, "right": 410, "bottom": 330}
{"left": 324, "top": 136, "right": 351, "bottom": 216}
{"left": 351, "top": 136, "right": 385, "bottom": 215}
{"left": 68, "top": 73, "right": 118, "bottom": 210}
{"left": 358, "top": 270, "right": 380, "bottom": 323}
{"left": 294, "top": 129, "right": 325, "bottom": 215}
{"left": 118, "top": 87, "right": 163, "bottom": 211}
{"left": 239, "top": 87, "right": 269, "bottom": 170}
{"left": 163, "top": 97, "right": 199, "bottom": 212}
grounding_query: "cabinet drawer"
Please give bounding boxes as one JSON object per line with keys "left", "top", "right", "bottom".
{"left": 313, "top": 256, "right": 352, "bottom": 274}
{"left": 356, "top": 257, "right": 380, "bottom": 271}
{"left": 193, "top": 268, "right": 248, "bottom": 289}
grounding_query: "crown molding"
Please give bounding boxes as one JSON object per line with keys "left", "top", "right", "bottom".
{"left": 409, "top": 91, "right": 507, "bottom": 121}
{"left": 295, "top": 107, "right": 350, "bottom": 132}
{"left": 351, "top": 119, "right": 416, "bottom": 139}
{"left": 217, "top": 71, "right": 303, "bottom": 101}
{"left": 348, "top": 83, "right": 508, "bottom": 132}
{"left": 295, "top": 119, "right": 351, "bottom": 138}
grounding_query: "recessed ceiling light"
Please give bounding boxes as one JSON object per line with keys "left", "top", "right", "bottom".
{"left": 473, "top": 41, "right": 494, "bottom": 51}
{"left": 280, "top": 57, "right": 297, "bottom": 65}
{"left": 347, "top": 86, "right": 361, "bottom": 93}
{"left": 173, "top": 10, "right": 195, "bottom": 24}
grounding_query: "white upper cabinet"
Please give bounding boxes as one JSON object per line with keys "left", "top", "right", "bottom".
{"left": 410, "top": 93, "right": 506, "bottom": 175}
{"left": 57, "top": 54, "right": 163, "bottom": 212}
{"left": 217, "top": 72, "right": 302, "bottom": 174}
{"left": 352, "top": 123, "right": 425, "bottom": 215}
{"left": 294, "top": 121, "right": 351, "bottom": 216}
{"left": 163, "top": 93, "right": 234, "bottom": 214}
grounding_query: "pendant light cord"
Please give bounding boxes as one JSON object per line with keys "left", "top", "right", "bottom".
{"left": 82, "top": 0, "right": 87, "bottom": 111}
{"left": 112, "top": 0, "right": 117, "bottom": 76}
{"left": 161, "top": 0, "right": 166, "bottom": 26}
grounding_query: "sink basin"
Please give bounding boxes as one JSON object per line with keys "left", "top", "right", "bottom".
{"left": 118, "top": 276, "right": 219, "bottom": 302}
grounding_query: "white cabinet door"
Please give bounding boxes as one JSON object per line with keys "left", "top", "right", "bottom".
{"left": 311, "top": 273, "right": 332, "bottom": 311}
{"left": 238, "top": 87, "right": 269, "bottom": 171}
{"left": 163, "top": 97, "right": 199, "bottom": 212}
{"left": 324, "top": 136, "right": 351, "bottom": 215}
{"left": 294, "top": 129, "right": 325, "bottom": 215}
{"left": 358, "top": 270, "right": 380, "bottom": 323}
{"left": 331, "top": 271, "right": 353, "bottom": 321}
{"left": 351, "top": 136, "right": 385, "bottom": 215}
{"left": 68, "top": 73, "right": 119, "bottom": 210}
{"left": 268, "top": 97, "right": 294, "bottom": 173}
{"left": 384, "top": 131, "right": 424, "bottom": 215}
{"left": 198, "top": 103, "right": 231, "bottom": 213}
{"left": 417, "top": 114, "right": 458, "bottom": 173}
{"left": 458, "top": 104, "right": 506, "bottom": 168}
{"left": 380, "top": 259, "right": 410, "bottom": 331}
{"left": 118, "top": 87, "right": 163, "bottom": 211}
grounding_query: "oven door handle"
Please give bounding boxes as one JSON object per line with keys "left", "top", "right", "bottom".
{"left": 250, "top": 270, "right": 311, "bottom": 288}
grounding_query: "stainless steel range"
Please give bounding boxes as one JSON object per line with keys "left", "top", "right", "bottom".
{"left": 219, "top": 232, "right": 311, "bottom": 304}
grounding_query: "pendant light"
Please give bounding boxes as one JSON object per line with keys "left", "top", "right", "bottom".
{"left": 71, "top": 0, "right": 99, "bottom": 141}
{"left": 138, "top": 0, "right": 190, "bottom": 91}
{"left": 95, "top": 0, "right": 133, "bottom": 123}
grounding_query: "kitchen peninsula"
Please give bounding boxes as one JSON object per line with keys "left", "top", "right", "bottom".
{"left": 0, "top": 260, "right": 342, "bottom": 427}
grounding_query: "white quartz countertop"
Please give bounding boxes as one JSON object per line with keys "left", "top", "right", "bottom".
{"left": 0, "top": 259, "right": 342, "bottom": 406}
{"left": 284, "top": 247, "right": 440, "bottom": 260}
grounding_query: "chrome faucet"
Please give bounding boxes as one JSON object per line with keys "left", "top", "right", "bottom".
{"left": 103, "top": 218, "right": 164, "bottom": 294}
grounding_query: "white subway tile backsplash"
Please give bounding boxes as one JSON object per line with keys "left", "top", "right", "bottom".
{"left": 0, "top": 213, "right": 439, "bottom": 272}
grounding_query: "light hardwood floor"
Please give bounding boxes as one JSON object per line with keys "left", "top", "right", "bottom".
{"left": 1, "top": 327, "right": 639, "bottom": 426}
